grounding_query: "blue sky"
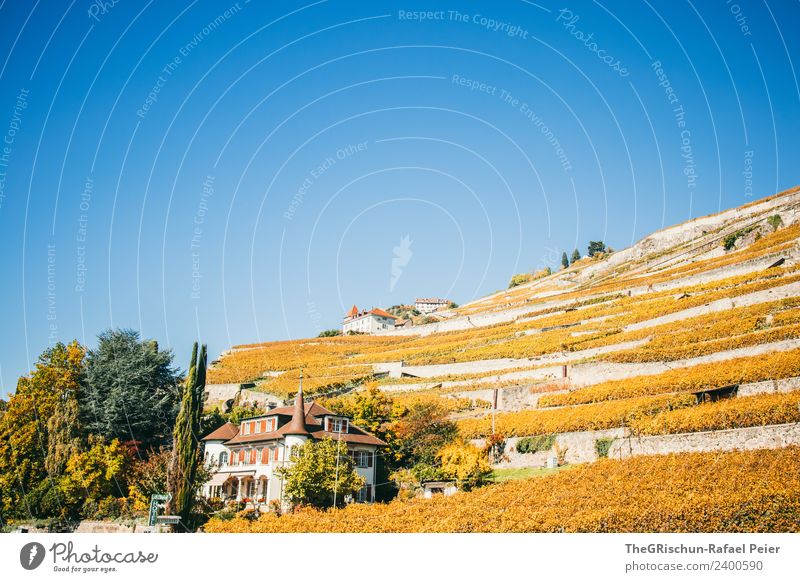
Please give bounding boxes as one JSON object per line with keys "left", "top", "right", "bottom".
{"left": 0, "top": 0, "right": 798, "bottom": 390}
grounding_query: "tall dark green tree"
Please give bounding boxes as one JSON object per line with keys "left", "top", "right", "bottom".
{"left": 588, "top": 240, "right": 607, "bottom": 257}
{"left": 167, "top": 343, "right": 207, "bottom": 529}
{"left": 80, "top": 329, "right": 179, "bottom": 449}
{"left": 571, "top": 248, "right": 581, "bottom": 263}
{"left": 561, "top": 252, "right": 569, "bottom": 269}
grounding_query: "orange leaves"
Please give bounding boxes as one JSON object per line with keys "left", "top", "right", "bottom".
{"left": 457, "top": 393, "right": 697, "bottom": 439}
{"left": 631, "top": 392, "right": 800, "bottom": 435}
{"left": 203, "top": 446, "right": 800, "bottom": 532}
{"left": 541, "top": 348, "right": 800, "bottom": 406}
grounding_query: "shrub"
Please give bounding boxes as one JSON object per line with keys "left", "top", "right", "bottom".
{"left": 508, "top": 273, "right": 532, "bottom": 288}
{"left": 767, "top": 214, "right": 783, "bottom": 231}
{"left": 516, "top": 434, "right": 555, "bottom": 454}
{"left": 595, "top": 437, "right": 614, "bottom": 458}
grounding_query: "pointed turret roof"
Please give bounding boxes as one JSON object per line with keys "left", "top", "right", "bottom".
{"left": 347, "top": 305, "right": 359, "bottom": 318}
{"left": 282, "top": 376, "right": 310, "bottom": 435}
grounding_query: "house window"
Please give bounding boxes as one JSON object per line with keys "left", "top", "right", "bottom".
{"left": 219, "top": 452, "right": 228, "bottom": 465}
{"left": 325, "top": 417, "right": 348, "bottom": 433}
{"left": 242, "top": 423, "right": 250, "bottom": 435}
{"left": 356, "top": 484, "right": 372, "bottom": 502}
{"left": 352, "top": 450, "right": 373, "bottom": 468}
{"left": 229, "top": 451, "right": 237, "bottom": 466}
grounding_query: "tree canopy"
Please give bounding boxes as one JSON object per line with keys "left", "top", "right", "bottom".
{"left": 80, "top": 329, "right": 180, "bottom": 449}
{"left": 278, "top": 438, "right": 364, "bottom": 508}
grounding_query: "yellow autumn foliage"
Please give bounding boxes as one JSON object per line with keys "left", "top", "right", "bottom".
{"left": 457, "top": 393, "right": 697, "bottom": 439}
{"left": 204, "top": 446, "right": 800, "bottom": 532}
{"left": 541, "top": 348, "right": 800, "bottom": 407}
{"left": 631, "top": 392, "right": 800, "bottom": 435}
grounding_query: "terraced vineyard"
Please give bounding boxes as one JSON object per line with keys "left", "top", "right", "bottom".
{"left": 206, "top": 186, "right": 800, "bottom": 531}
{"left": 205, "top": 447, "right": 800, "bottom": 532}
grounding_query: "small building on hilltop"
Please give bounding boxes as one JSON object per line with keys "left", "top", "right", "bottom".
{"left": 414, "top": 297, "right": 450, "bottom": 314}
{"left": 201, "top": 384, "right": 385, "bottom": 507}
{"left": 342, "top": 305, "right": 398, "bottom": 334}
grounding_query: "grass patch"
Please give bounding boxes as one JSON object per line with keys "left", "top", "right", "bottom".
{"left": 490, "top": 465, "right": 572, "bottom": 482}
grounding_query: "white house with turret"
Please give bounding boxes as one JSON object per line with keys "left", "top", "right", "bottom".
{"left": 201, "top": 385, "right": 385, "bottom": 507}
{"left": 342, "top": 305, "right": 398, "bottom": 334}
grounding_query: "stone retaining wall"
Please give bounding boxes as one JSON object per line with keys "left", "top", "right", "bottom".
{"left": 479, "top": 423, "right": 800, "bottom": 469}
{"left": 610, "top": 422, "right": 800, "bottom": 459}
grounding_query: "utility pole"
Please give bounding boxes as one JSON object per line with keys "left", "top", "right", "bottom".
{"left": 332, "top": 429, "right": 342, "bottom": 508}
{"left": 491, "top": 388, "right": 498, "bottom": 463}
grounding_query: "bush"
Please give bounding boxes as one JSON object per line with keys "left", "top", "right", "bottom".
{"left": 595, "top": 437, "right": 614, "bottom": 458}
{"left": 516, "top": 434, "right": 555, "bottom": 454}
{"left": 767, "top": 214, "right": 783, "bottom": 231}
{"left": 508, "top": 273, "right": 532, "bottom": 288}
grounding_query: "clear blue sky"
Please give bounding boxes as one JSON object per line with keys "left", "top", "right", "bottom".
{"left": 0, "top": 0, "right": 798, "bottom": 390}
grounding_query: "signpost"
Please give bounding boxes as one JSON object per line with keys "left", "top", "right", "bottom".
{"left": 148, "top": 493, "right": 172, "bottom": 527}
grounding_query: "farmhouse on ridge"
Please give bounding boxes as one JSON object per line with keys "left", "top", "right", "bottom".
{"left": 414, "top": 297, "right": 450, "bottom": 314}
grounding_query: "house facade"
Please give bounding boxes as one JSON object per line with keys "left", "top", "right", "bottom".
{"left": 342, "top": 305, "right": 398, "bottom": 334}
{"left": 201, "top": 386, "right": 385, "bottom": 507}
{"left": 414, "top": 297, "right": 450, "bottom": 314}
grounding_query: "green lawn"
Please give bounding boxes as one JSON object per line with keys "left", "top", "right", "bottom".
{"left": 490, "top": 465, "right": 573, "bottom": 482}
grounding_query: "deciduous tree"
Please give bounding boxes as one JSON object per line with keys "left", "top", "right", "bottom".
{"left": 278, "top": 438, "right": 365, "bottom": 509}
{"left": 0, "top": 341, "right": 85, "bottom": 521}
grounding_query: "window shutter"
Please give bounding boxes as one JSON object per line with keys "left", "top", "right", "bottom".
{"left": 367, "top": 451, "right": 373, "bottom": 467}
{"left": 239, "top": 449, "right": 245, "bottom": 463}
{"left": 273, "top": 447, "right": 279, "bottom": 461}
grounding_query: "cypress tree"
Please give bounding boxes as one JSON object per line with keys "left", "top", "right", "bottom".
{"left": 167, "top": 343, "right": 207, "bottom": 530}
{"left": 561, "top": 252, "right": 569, "bottom": 269}
{"left": 571, "top": 248, "right": 581, "bottom": 263}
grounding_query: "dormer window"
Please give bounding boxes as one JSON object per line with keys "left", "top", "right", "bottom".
{"left": 325, "top": 417, "right": 348, "bottom": 433}
{"left": 241, "top": 418, "right": 276, "bottom": 435}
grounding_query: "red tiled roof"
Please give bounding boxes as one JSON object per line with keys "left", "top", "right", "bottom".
{"left": 217, "top": 401, "right": 385, "bottom": 447}
{"left": 225, "top": 431, "right": 283, "bottom": 445}
{"left": 347, "top": 305, "right": 359, "bottom": 317}
{"left": 309, "top": 429, "right": 387, "bottom": 446}
{"left": 368, "top": 308, "right": 398, "bottom": 319}
{"left": 202, "top": 422, "right": 239, "bottom": 441}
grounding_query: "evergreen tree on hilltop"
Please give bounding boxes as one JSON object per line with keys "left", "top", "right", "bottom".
{"left": 571, "top": 249, "right": 581, "bottom": 263}
{"left": 588, "top": 241, "right": 607, "bottom": 257}
{"left": 561, "top": 252, "right": 569, "bottom": 269}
